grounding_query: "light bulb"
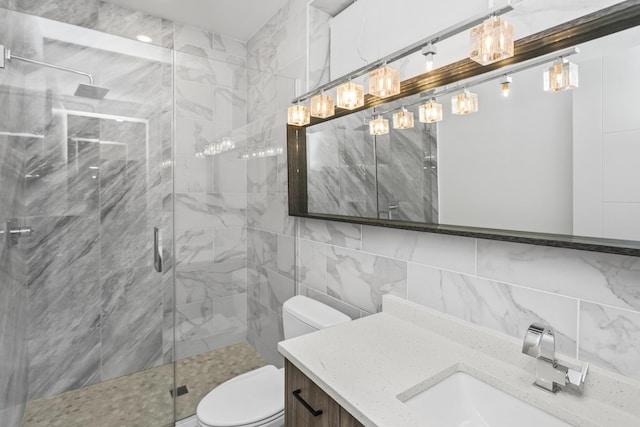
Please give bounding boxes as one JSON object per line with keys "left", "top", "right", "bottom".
{"left": 426, "top": 54, "right": 434, "bottom": 72}
{"left": 500, "top": 75, "right": 512, "bottom": 98}
{"left": 422, "top": 43, "right": 438, "bottom": 73}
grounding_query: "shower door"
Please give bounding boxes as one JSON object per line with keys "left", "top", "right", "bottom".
{"left": 0, "top": 8, "right": 175, "bottom": 427}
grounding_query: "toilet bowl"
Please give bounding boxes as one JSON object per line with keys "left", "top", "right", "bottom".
{"left": 196, "top": 296, "right": 351, "bottom": 427}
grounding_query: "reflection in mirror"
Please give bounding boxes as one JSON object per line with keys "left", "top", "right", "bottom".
{"left": 307, "top": 103, "right": 438, "bottom": 223}
{"left": 305, "top": 25, "right": 640, "bottom": 242}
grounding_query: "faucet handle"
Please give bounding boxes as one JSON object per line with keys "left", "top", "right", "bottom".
{"left": 522, "top": 323, "right": 555, "bottom": 361}
{"left": 565, "top": 362, "right": 589, "bottom": 393}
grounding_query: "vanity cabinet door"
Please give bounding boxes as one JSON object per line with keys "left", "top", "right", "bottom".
{"left": 340, "top": 407, "right": 365, "bottom": 427}
{"left": 285, "top": 359, "right": 340, "bottom": 427}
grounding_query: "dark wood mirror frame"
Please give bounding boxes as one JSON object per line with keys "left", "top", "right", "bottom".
{"left": 287, "top": 0, "right": 640, "bottom": 256}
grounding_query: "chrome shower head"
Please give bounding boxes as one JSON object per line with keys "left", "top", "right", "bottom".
{"left": 74, "top": 83, "right": 110, "bottom": 100}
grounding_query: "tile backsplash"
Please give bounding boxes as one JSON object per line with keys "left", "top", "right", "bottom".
{"left": 297, "top": 221, "right": 640, "bottom": 381}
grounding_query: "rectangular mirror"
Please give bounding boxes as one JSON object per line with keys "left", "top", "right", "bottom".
{"left": 288, "top": 2, "right": 640, "bottom": 255}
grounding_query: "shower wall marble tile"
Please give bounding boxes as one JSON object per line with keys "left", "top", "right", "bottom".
{"left": 244, "top": 0, "right": 319, "bottom": 366}
{"left": 0, "top": 10, "right": 44, "bottom": 426}
{"left": 0, "top": 8, "right": 175, "bottom": 410}
{"left": 173, "top": 44, "right": 250, "bottom": 360}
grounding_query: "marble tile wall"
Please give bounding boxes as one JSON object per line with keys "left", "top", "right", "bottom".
{"left": 173, "top": 26, "right": 249, "bottom": 361}
{"left": 244, "top": 0, "right": 329, "bottom": 367}
{"left": 296, "top": 221, "right": 640, "bottom": 381}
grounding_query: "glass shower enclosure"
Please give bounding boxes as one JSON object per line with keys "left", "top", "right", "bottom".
{"left": 0, "top": 8, "right": 175, "bottom": 427}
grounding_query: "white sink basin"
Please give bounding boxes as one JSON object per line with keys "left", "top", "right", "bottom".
{"left": 402, "top": 372, "right": 572, "bottom": 427}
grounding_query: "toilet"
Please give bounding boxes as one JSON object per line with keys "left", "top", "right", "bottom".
{"left": 196, "top": 295, "right": 352, "bottom": 427}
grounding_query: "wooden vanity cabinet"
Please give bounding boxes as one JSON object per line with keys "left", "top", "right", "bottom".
{"left": 285, "top": 359, "right": 365, "bottom": 427}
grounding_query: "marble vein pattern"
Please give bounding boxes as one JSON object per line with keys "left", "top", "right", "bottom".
{"left": 579, "top": 302, "right": 640, "bottom": 380}
{"left": 307, "top": 6, "right": 331, "bottom": 90}
{"left": 407, "top": 263, "right": 578, "bottom": 357}
{"left": 213, "top": 227, "right": 246, "bottom": 263}
{"left": 100, "top": 266, "right": 163, "bottom": 380}
{"left": 175, "top": 261, "right": 247, "bottom": 305}
{"left": 176, "top": 80, "right": 214, "bottom": 122}
{"left": 298, "top": 218, "right": 362, "bottom": 250}
{"left": 174, "top": 154, "right": 214, "bottom": 193}
{"left": 247, "top": 297, "right": 284, "bottom": 367}
{"left": 297, "top": 238, "right": 327, "bottom": 292}
{"left": 176, "top": 229, "right": 215, "bottom": 265}
{"left": 477, "top": 240, "right": 640, "bottom": 311}
{"left": 248, "top": 263, "right": 295, "bottom": 314}
{"left": 326, "top": 246, "right": 407, "bottom": 313}
{"left": 247, "top": 155, "right": 278, "bottom": 194}
{"left": 175, "top": 192, "right": 247, "bottom": 229}
{"left": 247, "top": 228, "right": 278, "bottom": 272}
{"left": 174, "top": 22, "right": 215, "bottom": 59}
{"left": 361, "top": 226, "right": 476, "bottom": 274}
{"left": 248, "top": 192, "right": 294, "bottom": 236}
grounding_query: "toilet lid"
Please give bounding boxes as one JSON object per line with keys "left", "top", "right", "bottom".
{"left": 197, "top": 365, "right": 284, "bottom": 427}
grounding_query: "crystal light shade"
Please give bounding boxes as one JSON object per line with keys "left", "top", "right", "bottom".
{"left": 369, "top": 66, "right": 401, "bottom": 98}
{"left": 419, "top": 101, "right": 443, "bottom": 123}
{"left": 337, "top": 81, "right": 364, "bottom": 110}
{"left": 470, "top": 16, "right": 514, "bottom": 66}
{"left": 393, "top": 109, "right": 414, "bottom": 129}
{"left": 369, "top": 116, "right": 389, "bottom": 135}
{"left": 310, "top": 93, "right": 335, "bottom": 118}
{"left": 287, "top": 104, "right": 310, "bottom": 126}
{"left": 543, "top": 60, "right": 579, "bottom": 93}
{"left": 451, "top": 91, "right": 479, "bottom": 115}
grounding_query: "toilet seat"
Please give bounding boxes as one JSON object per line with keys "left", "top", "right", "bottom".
{"left": 197, "top": 365, "right": 284, "bottom": 427}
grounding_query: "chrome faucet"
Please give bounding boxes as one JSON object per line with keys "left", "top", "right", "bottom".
{"left": 522, "top": 323, "right": 589, "bottom": 394}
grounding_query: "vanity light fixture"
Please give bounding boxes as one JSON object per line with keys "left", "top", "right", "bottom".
{"left": 310, "top": 92, "right": 335, "bottom": 118}
{"left": 336, "top": 81, "right": 365, "bottom": 110}
{"left": 500, "top": 75, "right": 512, "bottom": 97}
{"left": 543, "top": 58, "right": 579, "bottom": 92}
{"left": 369, "top": 115, "right": 389, "bottom": 135}
{"left": 369, "top": 65, "right": 401, "bottom": 98}
{"left": 393, "top": 108, "right": 415, "bottom": 129}
{"left": 287, "top": 103, "right": 310, "bottom": 126}
{"left": 288, "top": 4, "right": 514, "bottom": 124}
{"left": 470, "top": 15, "right": 514, "bottom": 66}
{"left": 451, "top": 90, "right": 478, "bottom": 115}
{"left": 422, "top": 43, "right": 438, "bottom": 72}
{"left": 419, "top": 99, "right": 443, "bottom": 123}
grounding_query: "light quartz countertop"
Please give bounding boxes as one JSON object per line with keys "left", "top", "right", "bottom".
{"left": 278, "top": 295, "right": 640, "bottom": 427}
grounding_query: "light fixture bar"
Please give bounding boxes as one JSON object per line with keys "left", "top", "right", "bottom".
{"left": 370, "top": 47, "right": 580, "bottom": 117}
{"left": 291, "top": 4, "right": 514, "bottom": 104}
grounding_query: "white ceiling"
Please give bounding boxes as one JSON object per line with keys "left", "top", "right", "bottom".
{"left": 102, "top": 0, "right": 290, "bottom": 41}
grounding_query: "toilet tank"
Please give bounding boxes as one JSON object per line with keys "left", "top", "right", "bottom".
{"left": 283, "top": 296, "right": 351, "bottom": 340}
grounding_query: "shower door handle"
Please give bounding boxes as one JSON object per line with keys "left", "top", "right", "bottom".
{"left": 154, "top": 226, "right": 163, "bottom": 273}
